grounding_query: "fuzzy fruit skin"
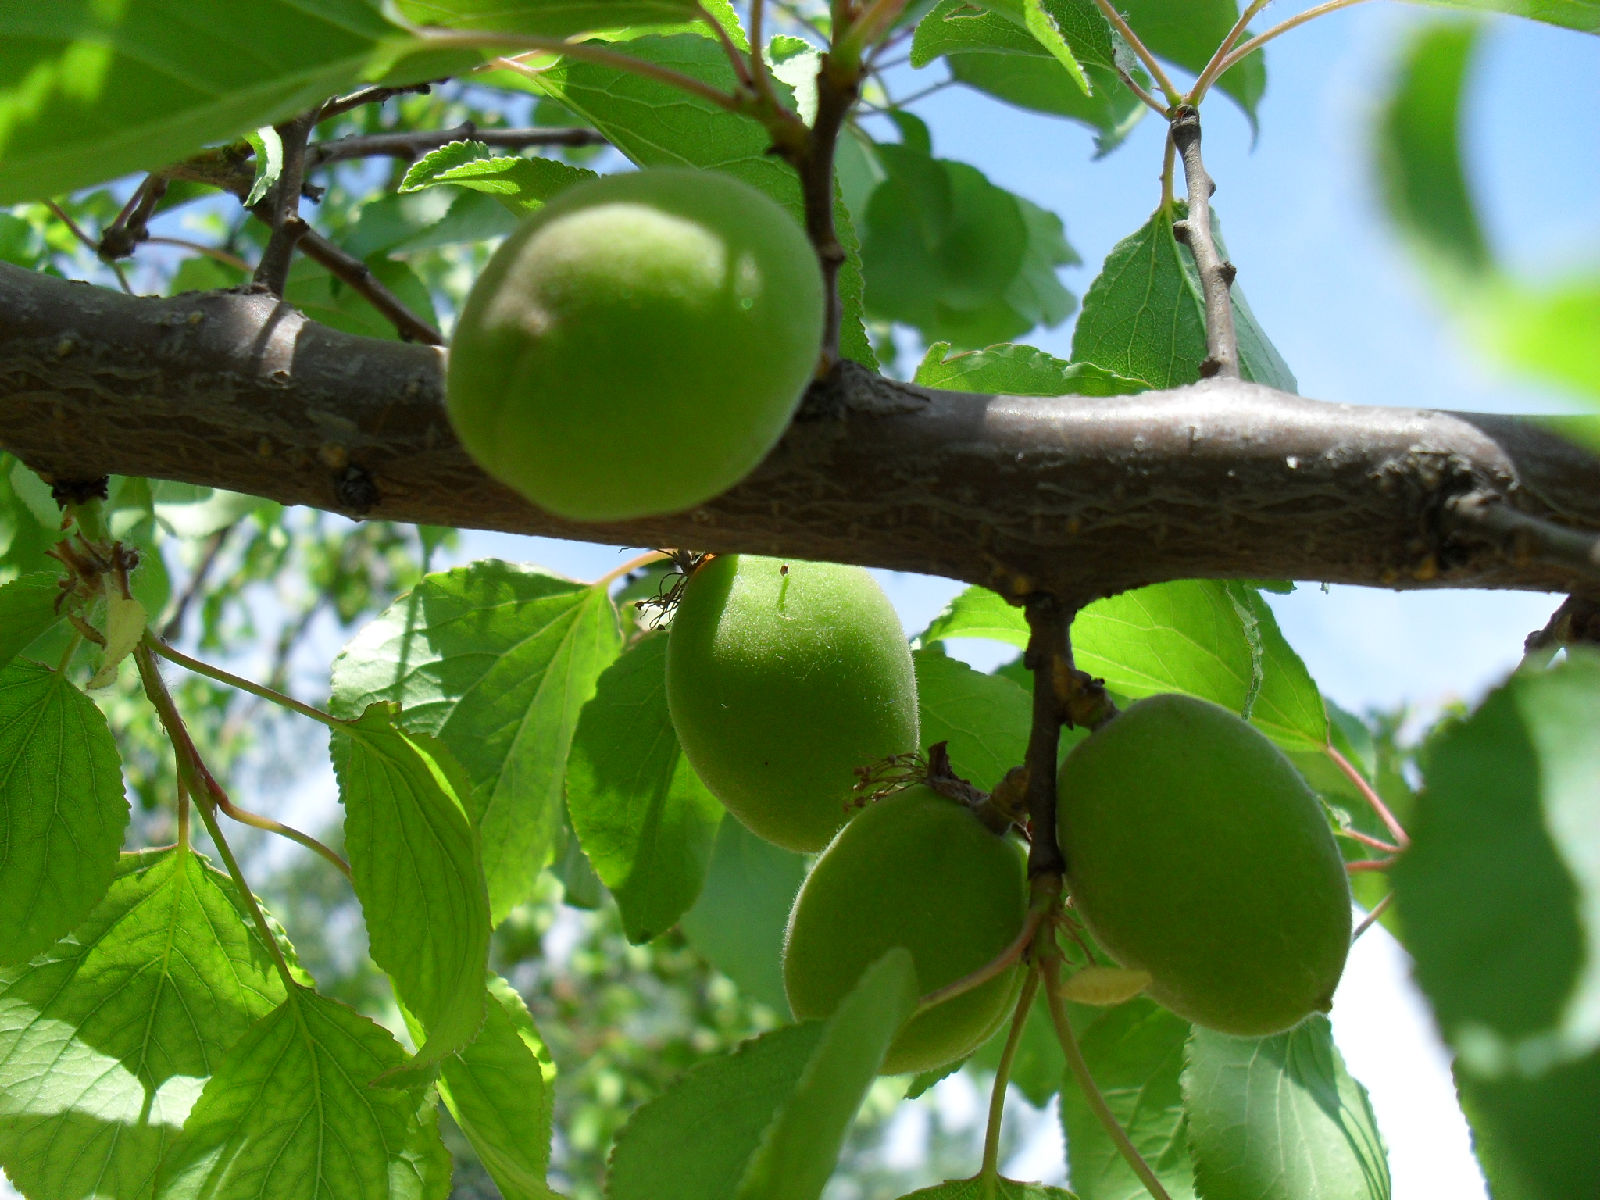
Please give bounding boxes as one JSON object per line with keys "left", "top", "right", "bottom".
{"left": 1056, "top": 693, "right": 1351, "bottom": 1037}
{"left": 783, "top": 786, "right": 1028, "bottom": 1075}
{"left": 446, "top": 168, "right": 824, "bottom": 521}
{"left": 665, "top": 555, "right": 919, "bottom": 852}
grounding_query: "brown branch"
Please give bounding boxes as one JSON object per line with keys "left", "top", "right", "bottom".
{"left": 308, "top": 124, "right": 607, "bottom": 167}
{"left": 318, "top": 82, "right": 439, "bottom": 123}
{"left": 1169, "top": 106, "right": 1239, "bottom": 380}
{"left": 1021, "top": 596, "right": 1073, "bottom": 880}
{"left": 3, "top": 264, "right": 1599, "bottom": 601}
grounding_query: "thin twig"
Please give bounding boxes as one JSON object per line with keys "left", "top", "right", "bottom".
{"left": 1339, "top": 827, "right": 1402, "bottom": 855}
{"left": 253, "top": 109, "right": 321, "bottom": 295}
{"left": 1169, "top": 106, "right": 1239, "bottom": 379}
{"left": 45, "top": 201, "right": 133, "bottom": 293}
{"left": 1449, "top": 493, "right": 1600, "bottom": 583}
{"left": 1191, "top": 0, "right": 1276, "bottom": 101}
{"left": 1043, "top": 953, "right": 1175, "bottom": 1200}
{"left": 145, "top": 237, "right": 253, "bottom": 274}
{"left": 1346, "top": 858, "right": 1399, "bottom": 874}
{"left": 309, "top": 124, "right": 606, "bottom": 167}
{"left": 1195, "top": 0, "right": 1376, "bottom": 104}
{"left": 1116, "top": 66, "right": 1170, "bottom": 118}
{"left": 698, "top": 1, "right": 755, "bottom": 87}
{"left": 1352, "top": 892, "right": 1394, "bottom": 941}
{"left": 1087, "top": 0, "right": 1181, "bottom": 107}
{"left": 318, "top": 82, "right": 438, "bottom": 123}
{"left": 787, "top": 52, "right": 860, "bottom": 366}
{"left": 254, "top": 209, "right": 444, "bottom": 344}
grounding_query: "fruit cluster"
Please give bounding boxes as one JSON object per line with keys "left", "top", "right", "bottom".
{"left": 447, "top": 167, "right": 1351, "bottom": 1072}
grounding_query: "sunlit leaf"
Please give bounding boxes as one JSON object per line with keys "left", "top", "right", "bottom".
{"left": 0, "top": 572, "right": 63, "bottom": 670}
{"left": 913, "top": 342, "right": 1146, "bottom": 397}
{"left": 914, "top": 650, "right": 1031, "bottom": 791}
{"left": 0, "top": 849, "right": 288, "bottom": 1200}
{"left": 1183, "top": 1017, "right": 1390, "bottom": 1199}
{"left": 0, "top": 660, "right": 128, "bottom": 964}
{"left": 331, "top": 704, "right": 490, "bottom": 1073}
{"left": 331, "top": 560, "right": 622, "bottom": 922}
{"left": 155, "top": 987, "right": 450, "bottom": 1200}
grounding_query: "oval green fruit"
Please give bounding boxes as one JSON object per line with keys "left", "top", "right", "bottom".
{"left": 665, "top": 555, "right": 919, "bottom": 852}
{"left": 1056, "top": 693, "right": 1351, "bottom": 1037}
{"left": 446, "top": 168, "right": 825, "bottom": 521}
{"left": 783, "top": 785, "right": 1028, "bottom": 1075}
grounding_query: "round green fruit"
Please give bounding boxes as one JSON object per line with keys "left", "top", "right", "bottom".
{"left": 783, "top": 786, "right": 1028, "bottom": 1075}
{"left": 665, "top": 555, "right": 919, "bottom": 852}
{"left": 1056, "top": 693, "right": 1352, "bottom": 1037}
{"left": 446, "top": 168, "right": 824, "bottom": 521}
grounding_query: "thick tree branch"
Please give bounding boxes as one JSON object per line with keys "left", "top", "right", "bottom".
{"left": 3, "top": 263, "right": 1598, "bottom": 600}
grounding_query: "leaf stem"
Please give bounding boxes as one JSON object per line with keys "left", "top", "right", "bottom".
{"left": 194, "top": 779, "right": 300, "bottom": 991}
{"left": 1192, "top": 0, "right": 1375, "bottom": 105}
{"left": 915, "top": 891, "right": 1050, "bottom": 1015}
{"left": 1325, "top": 742, "right": 1409, "bottom": 848}
{"left": 981, "top": 969, "right": 1041, "bottom": 1177}
{"left": 1352, "top": 892, "right": 1394, "bottom": 941}
{"left": 420, "top": 28, "right": 751, "bottom": 114}
{"left": 145, "top": 634, "right": 342, "bottom": 729}
{"left": 212, "top": 793, "right": 352, "bottom": 881}
{"left": 1191, "top": 0, "right": 1275, "bottom": 101}
{"left": 1042, "top": 951, "right": 1175, "bottom": 1200}
{"left": 1087, "top": 0, "right": 1180, "bottom": 108}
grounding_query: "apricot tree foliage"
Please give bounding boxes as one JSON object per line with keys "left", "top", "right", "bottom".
{"left": 1, "top": 3, "right": 1598, "bottom": 1200}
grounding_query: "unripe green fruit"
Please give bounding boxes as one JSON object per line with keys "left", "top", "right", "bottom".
{"left": 665, "top": 555, "right": 919, "bottom": 852}
{"left": 446, "top": 169, "right": 824, "bottom": 521}
{"left": 1056, "top": 693, "right": 1352, "bottom": 1037}
{"left": 783, "top": 786, "right": 1028, "bottom": 1075}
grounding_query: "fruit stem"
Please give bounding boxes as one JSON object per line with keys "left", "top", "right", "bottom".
{"left": 913, "top": 899, "right": 1048, "bottom": 1016}
{"left": 1042, "top": 950, "right": 1176, "bottom": 1200}
{"left": 981, "top": 969, "right": 1041, "bottom": 1178}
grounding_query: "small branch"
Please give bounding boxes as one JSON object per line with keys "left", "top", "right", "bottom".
{"left": 1195, "top": 0, "right": 1376, "bottom": 105}
{"left": 981, "top": 970, "right": 1042, "bottom": 1178}
{"left": 593, "top": 549, "right": 671, "bottom": 591}
{"left": 1449, "top": 492, "right": 1600, "bottom": 583}
{"left": 1087, "top": 0, "right": 1181, "bottom": 108}
{"left": 252, "top": 110, "right": 320, "bottom": 295}
{"left": 1339, "top": 827, "right": 1402, "bottom": 855}
{"left": 1346, "top": 858, "right": 1399, "bottom": 874}
{"left": 1325, "top": 742, "right": 1409, "bottom": 849}
{"left": 145, "top": 238, "right": 253, "bottom": 274}
{"left": 309, "top": 124, "right": 606, "bottom": 167}
{"left": 791, "top": 53, "right": 860, "bottom": 366}
{"left": 1352, "top": 892, "right": 1394, "bottom": 941}
{"left": 1169, "top": 106, "right": 1239, "bottom": 380}
{"left": 318, "top": 82, "right": 438, "bottom": 123}
{"left": 1042, "top": 951, "right": 1175, "bottom": 1200}
{"left": 254, "top": 207, "right": 443, "bottom": 344}
{"left": 1190, "top": 0, "right": 1275, "bottom": 101}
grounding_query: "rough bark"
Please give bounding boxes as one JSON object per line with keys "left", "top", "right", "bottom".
{"left": 3, "top": 262, "right": 1597, "bottom": 603}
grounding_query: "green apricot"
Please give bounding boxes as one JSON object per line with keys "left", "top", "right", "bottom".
{"left": 783, "top": 786, "right": 1028, "bottom": 1075}
{"left": 1056, "top": 693, "right": 1352, "bottom": 1037}
{"left": 665, "top": 555, "right": 919, "bottom": 852}
{"left": 446, "top": 168, "right": 824, "bottom": 521}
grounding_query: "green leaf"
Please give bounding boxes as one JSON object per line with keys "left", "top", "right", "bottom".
{"left": 914, "top": 342, "right": 1146, "bottom": 397}
{"left": 331, "top": 560, "right": 623, "bottom": 922}
{"left": 916, "top": 585, "right": 1029, "bottom": 649}
{"left": 1375, "top": 21, "right": 1490, "bottom": 277}
{"left": 242, "top": 126, "right": 282, "bottom": 207}
{"left": 947, "top": 55, "right": 1146, "bottom": 155}
{"left": 1021, "top": 0, "right": 1093, "bottom": 94}
{"left": 1394, "top": 653, "right": 1600, "bottom": 1071}
{"left": 331, "top": 704, "right": 491, "bottom": 1073}
{"left": 436, "top": 976, "right": 561, "bottom": 1200}
{"left": 861, "top": 142, "right": 1072, "bottom": 348}
{"left": 606, "top": 1023, "right": 827, "bottom": 1200}
{"left": 398, "top": 141, "right": 598, "bottom": 213}
{"left": 734, "top": 949, "right": 921, "bottom": 1200}
{"left": 566, "top": 633, "right": 724, "bottom": 943}
{"left": 898, "top": 1176, "right": 1077, "bottom": 1198}
{"left": 1456, "top": 1044, "right": 1600, "bottom": 1200}
{"left": 1222, "top": 583, "right": 1328, "bottom": 751}
{"left": 914, "top": 650, "right": 1031, "bottom": 791}
{"left": 1182, "top": 1017, "right": 1390, "bottom": 1200}
{"left": 0, "top": 660, "right": 129, "bottom": 964}
{"left": 1072, "top": 204, "right": 1296, "bottom": 392}
{"left": 679, "top": 816, "right": 807, "bottom": 1012}
{"left": 0, "top": 849, "right": 288, "bottom": 1200}
{"left": 0, "top": 571, "right": 63, "bottom": 669}
{"left": 1060, "top": 999, "right": 1195, "bottom": 1200}
{"left": 1408, "top": 0, "right": 1598, "bottom": 33}
{"left": 1466, "top": 274, "right": 1600, "bottom": 404}
{"left": 0, "top": 1, "right": 410, "bottom": 204}
{"left": 919, "top": 0, "right": 1113, "bottom": 68}
{"left": 500, "top": 33, "right": 876, "bottom": 368}
{"left": 391, "top": 0, "right": 704, "bottom": 34}
{"left": 155, "top": 986, "right": 451, "bottom": 1200}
